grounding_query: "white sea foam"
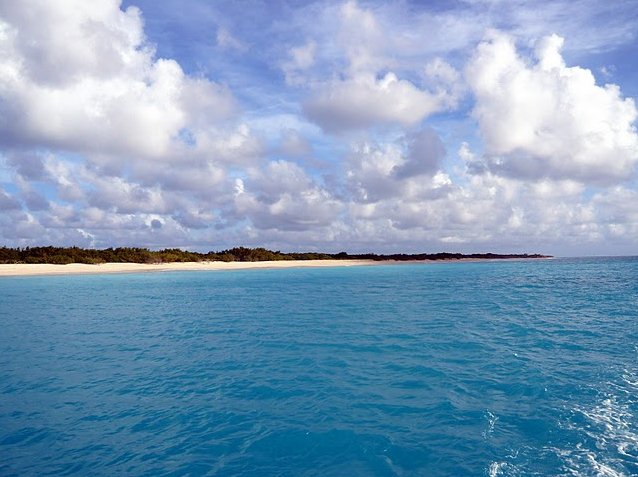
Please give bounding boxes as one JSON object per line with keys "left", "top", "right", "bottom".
{"left": 483, "top": 410, "right": 499, "bottom": 440}
{"left": 559, "top": 372, "right": 638, "bottom": 476}
{"left": 559, "top": 445, "right": 627, "bottom": 477}
{"left": 487, "top": 461, "right": 506, "bottom": 477}
{"left": 621, "top": 369, "right": 638, "bottom": 389}
{"left": 486, "top": 458, "right": 523, "bottom": 477}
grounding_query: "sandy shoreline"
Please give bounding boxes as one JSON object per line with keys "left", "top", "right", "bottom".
{"left": 0, "top": 257, "right": 552, "bottom": 277}
{"left": 0, "top": 260, "right": 381, "bottom": 277}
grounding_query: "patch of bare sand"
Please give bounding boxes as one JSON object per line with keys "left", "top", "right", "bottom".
{"left": 0, "top": 260, "right": 379, "bottom": 277}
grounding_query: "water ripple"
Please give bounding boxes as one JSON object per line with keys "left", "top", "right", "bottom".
{"left": 1, "top": 258, "right": 637, "bottom": 475}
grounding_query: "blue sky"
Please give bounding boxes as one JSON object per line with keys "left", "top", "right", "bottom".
{"left": 0, "top": 0, "right": 637, "bottom": 255}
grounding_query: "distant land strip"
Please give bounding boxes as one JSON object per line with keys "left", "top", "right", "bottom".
{"left": 0, "top": 246, "right": 551, "bottom": 265}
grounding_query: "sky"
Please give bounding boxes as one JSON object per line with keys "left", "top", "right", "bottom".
{"left": 0, "top": 0, "right": 637, "bottom": 256}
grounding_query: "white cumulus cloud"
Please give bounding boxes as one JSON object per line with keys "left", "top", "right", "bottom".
{"left": 289, "top": 1, "right": 460, "bottom": 132}
{"left": 0, "top": 0, "right": 236, "bottom": 159}
{"left": 304, "top": 73, "right": 450, "bottom": 132}
{"left": 467, "top": 31, "right": 638, "bottom": 184}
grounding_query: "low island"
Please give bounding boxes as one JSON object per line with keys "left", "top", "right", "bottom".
{"left": 0, "top": 246, "right": 551, "bottom": 276}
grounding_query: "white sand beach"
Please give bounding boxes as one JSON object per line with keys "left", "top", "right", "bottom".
{"left": 0, "top": 260, "right": 378, "bottom": 277}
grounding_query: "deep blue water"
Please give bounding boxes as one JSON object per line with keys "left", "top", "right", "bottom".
{"left": 1, "top": 258, "right": 638, "bottom": 476}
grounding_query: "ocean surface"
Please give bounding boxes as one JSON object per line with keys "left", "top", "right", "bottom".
{"left": 1, "top": 257, "right": 637, "bottom": 476}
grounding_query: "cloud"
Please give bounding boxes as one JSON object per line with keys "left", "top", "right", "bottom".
{"left": 345, "top": 138, "right": 452, "bottom": 208}
{"left": 0, "top": 0, "right": 259, "bottom": 248}
{"left": 20, "top": 189, "right": 50, "bottom": 211}
{"left": 234, "top": 160, "right": 341, "bottom": 231}
{"left": 0, "top": 187, "right": 21, "bottom": 210}
{"left": 6, "top": 152, "right": 49, "bottom": 181}
{"left": 14, "top": 177, "right": 50, "bottom": 211}
{"left": 337, "top": 0, "right": 384, "bottom": 74}
{"left": 286, "top": 1, "right": 460, "bottom": 132}
{"left": 0, "top": 0, "right": 236, "bottom": 159}
{"left": 216, "top": 27, "right": 246, "bottom": 52}
{"left": 467, "top": 31, "right": 638, "bottom": 184}
{"left": 278, "top": 129, "right": 313, "bottom": 158}
{"left": 345, "top": 141, "right": 406, "bottom": 203}
{"left": 0, "top": 1, "right": 637, "bottom": 256}
{"left": 0, "top": 210, "right": 45, "bottom": 241}
{"left": 87, "top": 176, "right": 170, "bottom": 215}
{"left": 304, "top": 73, "right": 451, "bottom": 132}
{"left": 282, "top": 41, "right": 316, "bottom": 85}
{"left": 393, "top": 128, "right": 446, "bottom": 179}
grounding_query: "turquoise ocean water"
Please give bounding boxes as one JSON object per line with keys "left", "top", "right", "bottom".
{"left": 1, "top": 257, "right": 637, "bottom": 476}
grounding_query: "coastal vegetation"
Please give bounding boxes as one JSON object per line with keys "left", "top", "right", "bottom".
{"left": 0, "top": 246, "right": 548, "bottom": 265}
